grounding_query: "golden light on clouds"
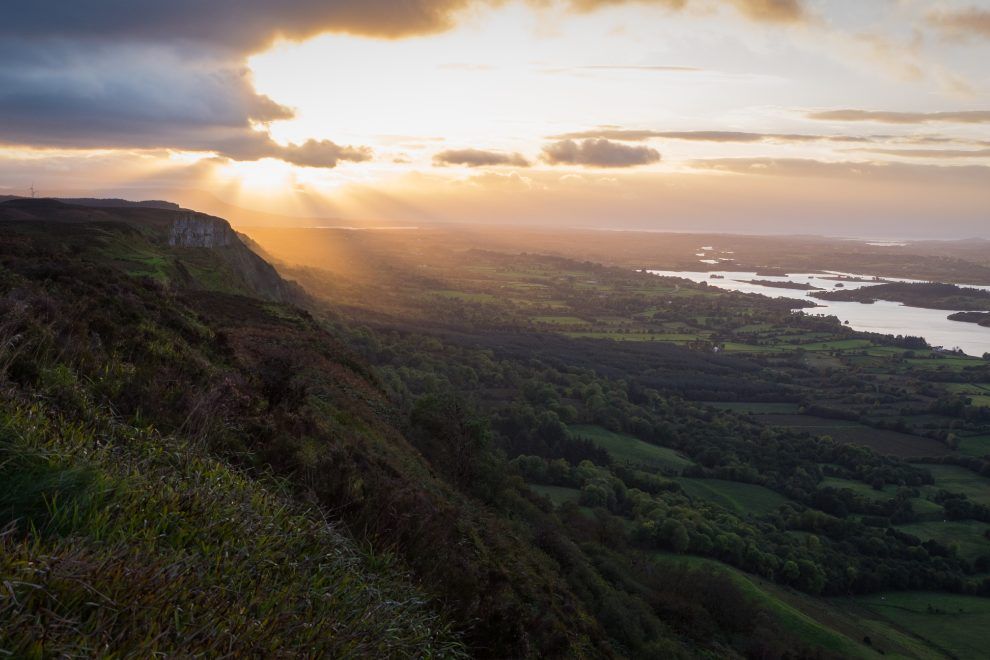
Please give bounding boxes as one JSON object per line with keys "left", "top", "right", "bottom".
{"left": 1, "top": 1, "right": 988, "bottom": 236}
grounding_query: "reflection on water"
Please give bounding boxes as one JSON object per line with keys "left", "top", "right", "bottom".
{"left": 646, "top": 270, "right": 990, "bottom": 357}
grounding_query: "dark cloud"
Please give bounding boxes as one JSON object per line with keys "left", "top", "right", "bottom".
{"left": 0, "top": 43, "right": 290, "bottom": 148}
{"left": 689, "top": 157, "right": 990, "bottom": 184}
{"left": 541, "top": 139, "right": 660, "bottom": 167}
{"left": 433, "top": 149, "right": 531, "bottom": 167}
{"left": 928, "top": 7, "right": 990, "bottom": 40}
{"left": 0, "top": 5, "right": 403, "bottom": 168}
{"left": 2, "top": 1, "right": 474, "bottom": 52}
{"left": 809, "top": 109, "right": 990, "bottom": 124}
{"left": 547, "top": 129, "right": 873, "bottom": 143}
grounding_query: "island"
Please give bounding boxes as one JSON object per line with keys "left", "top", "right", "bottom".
{"left": 738, "top": 279, "right": 822, "bottom": 290}
{"left": 812, "top": 282, "right": 990, "bottom": 311}
{"left": 947, "top": 311, "right": 990, "bottom": 327}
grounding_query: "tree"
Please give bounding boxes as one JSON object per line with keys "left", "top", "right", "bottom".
{"left": 660, "top": 519, "right": 690, "bottom": 554}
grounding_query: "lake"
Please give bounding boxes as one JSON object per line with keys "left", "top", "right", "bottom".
{"left": 646, "top": 269, "right": 990, "bottom": 357}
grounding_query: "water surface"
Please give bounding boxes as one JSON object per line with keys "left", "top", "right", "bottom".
{"left": 646, "top": 269, "right": 990, "bottom": 357}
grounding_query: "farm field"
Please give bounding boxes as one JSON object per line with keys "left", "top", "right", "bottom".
{"left": 913, "top": 464, "right": 990, "bottom": 506}
{"left": 703, "top": 401, "right": 801, "bottom": 414}
{"left": 957, "top": 434, "right": 990, "bottom": 458}
{"left": 529, "top": 484, "right": 582, "bottom": 505}
{"left": 568, "top": 424, "right": 694, "bottom": 473}
{"left": 837, "top": 592, "right": 990, "bottom": 660}
{"left": 674, "top": 478, "right": 791, "bottom": 516}
{"left": 654, "top": 554, "right": 939, "bottom": 659}
{"left": 757, "top": 414, "right": 946, "bottom": 457}
{"left": 896, "top": 521, "right": 990, "bottom": 562}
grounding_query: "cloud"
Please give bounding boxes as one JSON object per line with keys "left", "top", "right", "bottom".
{"left": 578, "top": 65, "right": 703, "bottom": 72}
{"left": 689, "top": 157, "right": 990, "bottom": 184}
{"left": 541, "top": 139, "right": 660, "bottom": 167}
{"left": 847, "top": 148, "right": 990, "bottom": 160}
{"left": 1, "top": 1, "right": 476, "bottom": 52}
{"left": 0, "top": 1, "right": 451, "bottom": 168}
{"left": 275, "top": 140, "right": 373, "bottom": 167}
{"left": 808, "top": 109, "right": 990, "bottom": 124}
{"left": 562, "top": 0, "right": 807, "bottom": 24}
{"left": 547, "top": 128, "right": 873, "bottom": 143}
{"left": 928, "top": 7, "right": 990, "bottom": 40}
{"left": 433, "top": 148, "right": 531, "bottom": 167}
{"left": 728, "top": 0, "right": 805, "bottom": 24}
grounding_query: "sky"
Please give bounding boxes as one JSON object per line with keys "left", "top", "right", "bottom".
{"left": 1, "top": 0, "right": 988, "bottom": 237}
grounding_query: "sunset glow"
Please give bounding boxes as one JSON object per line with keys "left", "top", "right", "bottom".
{"left": 2, "top": 1, "right": 989, "bottom": 236}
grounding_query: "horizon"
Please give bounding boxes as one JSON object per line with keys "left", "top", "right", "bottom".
{"left": 4, "top": 191, "right": 989, "bottom": 243}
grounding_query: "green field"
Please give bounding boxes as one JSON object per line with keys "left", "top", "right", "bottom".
{"left": 568, "top": 425, "right": 694, "bottom": 472}
{"left": 759, "top": 415, "right": 945, "bottom": 457}
{"left": 704, "top": 401, "right": 801, "bottom": 414}
{"left": 675, "top": 477, "right": 791, "bottom": 516}
{"left": 653, "top": 553, "right": 929, "bottom": 659}
{"left": 533, "top": 315, "right": 590, "bottom": 325}
{"left": 838, "top": 592, "right": 990, "bottom": 660}
{"left": 958, "top": 435, "right": 990, "bottom": 458}
{"left": 896, "top": 521, "right": 990, "bottom": 562}
{"left": 431, "top": 289, "right": 497, "bottom": 302}
{"left": 529, "top": 484, "right": 582, "bottom": 505}
{"left": 915, "top": 464, "right": 990, "bottom": 506}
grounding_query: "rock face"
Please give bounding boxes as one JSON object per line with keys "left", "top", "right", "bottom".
{"left": 169, "top": 214, "right": 234, "bottom": 248}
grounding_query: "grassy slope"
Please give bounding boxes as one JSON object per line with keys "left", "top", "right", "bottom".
{"left": 836, "top": 592, "right": 990, "bottom": 659}
{"left": 0, "top": 402, "right": 462, "bottom": 658}
{"left": 652, "top": 554, "right": 940, "bottom": 660}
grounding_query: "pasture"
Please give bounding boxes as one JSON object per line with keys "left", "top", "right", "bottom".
{"left": 675, "top": 478, "right": 791, "bottom": 517}
{"left": 569, "top": 424, "right": 694, "bottom": 473}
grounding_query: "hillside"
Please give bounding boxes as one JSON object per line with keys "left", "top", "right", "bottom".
{"left": 0, "top": 200, "right": 612, "bottom": 657}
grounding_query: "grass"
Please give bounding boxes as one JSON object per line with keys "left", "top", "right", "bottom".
{"left": 958, "top": 434, "right": 990, "bottom": 458}
{"left": 820, "top": 477, "right": 943, "bottom": 518}
{"left": 674, "top": 478, "right": 791, "bottom": 516}
{"left": 530, "top": 484, "right": 582, "bottom": 505}
{"left": 837, "top": 592, "right": 990, "bottom": 659}
{"left": 820, "top": 476, "right": 896, "bottom": 499}
{"left": 914, "top": 464, "right": 990, "bottom": 506}
{"left": 760, "top": 414, "right": 945, "bottom": 457}
{"left": 896, "top": 521, "right": 990, "bottom": 562}
{"left": 0, "top": 402, "right": 464, "bottom": 658}
{"left": 533, "top": 315, "right": 590, "bottom": 325}
{"left": 431, "top": 289, "right": 497, "bottom": 302}
{"left": 704, "top": 401, "right": 801, "bottom": 414}
{"left": 652, "top": 553, "right": 913, "bottom": 659}
{"left": 568, "top": 424, "right": 694, "bottom": 472}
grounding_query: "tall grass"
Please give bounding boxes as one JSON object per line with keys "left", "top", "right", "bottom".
{"left": 0, "top": 402, "right": 465, "bottom": 658}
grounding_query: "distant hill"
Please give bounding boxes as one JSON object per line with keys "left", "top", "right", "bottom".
{"left": 0, "top": 195, "right": 181, "bottom": 210}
